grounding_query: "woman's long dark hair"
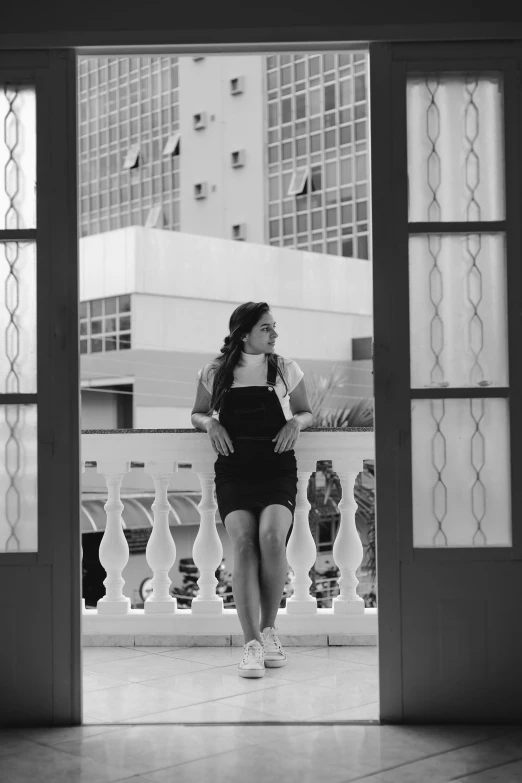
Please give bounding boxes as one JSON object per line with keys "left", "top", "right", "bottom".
{"left": 207, "top": 302, "right": 289, "bottom": 413}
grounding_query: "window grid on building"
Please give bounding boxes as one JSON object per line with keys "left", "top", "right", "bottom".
{"left": 265, "top": 52, "right": 371, "bottom": 260}
{"left": 80, "top": 294, "right": 132, "bottom": 354}
{"left": 78, "top": 56, "right": 180, "bottom": 238}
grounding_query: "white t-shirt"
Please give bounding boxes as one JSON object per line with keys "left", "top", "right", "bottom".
{"left": 197, "top": 352, "right": 304, "bottom": 421}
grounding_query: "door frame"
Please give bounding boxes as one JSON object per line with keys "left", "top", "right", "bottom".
{"left": 0, "top": 49, "right": 81, "bottom": 725}
{"left": 2, "top": 26, "right": 521, "bottom": 725}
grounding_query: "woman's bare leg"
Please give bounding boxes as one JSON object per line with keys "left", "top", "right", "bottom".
{"left": 225, "top": 509, "right": 263, "bottom": 645}
{"left": 258, "top": 504, "right": 293, "bottom": 631}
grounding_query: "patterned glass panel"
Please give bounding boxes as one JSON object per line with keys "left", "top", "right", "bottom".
{"left": 411, "top": 398, "right": 511, "bottom": 547}
{"left": 0, "top": 85, "right": 36, "bottom": 229}
{"left": 409, "top": 234, "right": 508, "bottom": 389}
{"left": 0, "top": 242, "right": 36, "bottom": 393}
{"left": 0, "top": 405, "right": 37, "bottom": 552}
{"left": 407, "top": 72, "right": 504, "bottom": 222}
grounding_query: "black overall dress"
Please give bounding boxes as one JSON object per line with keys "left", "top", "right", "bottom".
{"left": 214, "top": 357, "right": 298, "bottom": 538}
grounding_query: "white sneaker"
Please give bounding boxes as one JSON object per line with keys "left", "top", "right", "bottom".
{"left": 238, "top": 639, "right": 265, "bottom": 678}
{"left": 261, "top": 626, "right": 287, "bottom": 668}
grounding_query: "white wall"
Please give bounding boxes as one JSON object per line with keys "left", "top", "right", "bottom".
{"left": 178, "top": 55, "right": 266, "bottom": 244}
{"left": 79, "top": 227, "right": 373, "bottom": 317}
{"left": 132, "top": 227, "right": 372, "bottom": 316}
{"left": 79, "top": 228, "right": 137, "bottom": 300}
{"left": 132, "top": 293, "right": 372, "bottom": 361}
{"left": 135, "top": 405, "right": 193, "bottom": 429}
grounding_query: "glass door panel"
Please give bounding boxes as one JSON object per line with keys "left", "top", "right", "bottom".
{"left": 0, "top": 241, "right": 37, "bottom": 393}
{"left": 406, "top": 69, "right": 510, "bottom": 550}
{"left": 407, "top": 72, "right": 504, "bottom": 222}
{"left": 411, "top": 397, "right": 511, "bottom": 548}
{"left": 0, "top": 404, "right": 37, "bottom": 552}
{"left": 0, "top": 85, "right": 36, "bottom": 229}
{"left": 0, "top": 81, "right": 38, "bottom": 553}
{"left": 409, "top": 233, "right": 508, "bottom": 389}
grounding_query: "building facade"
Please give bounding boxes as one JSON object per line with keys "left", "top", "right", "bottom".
{"left": 78, "top": 51, "right": 370, "bottom": 258}
{"left": 79, "top": 226, "right": 374, "bottom": 430}
{"left": 78, "top": 56, "right": 181, "bottom": 237}
{"left": 177, "top": 55, "right": 267, "bottom": 243}
{"left": 265, "top": 52, "right": 370, "bottom": 259}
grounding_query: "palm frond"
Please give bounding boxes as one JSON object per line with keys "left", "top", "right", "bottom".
{"left": 306, "top": 367, "right": 350, "bottom": 425}
{"left": 315, "top": 398, "right": 374, "bottom": 429}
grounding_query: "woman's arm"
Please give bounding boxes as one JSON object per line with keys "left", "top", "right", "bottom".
{"left": 191, "top": 381, "right": 234, "bottom": 455}
{"left": 191, "top": 381, "right": 215, "bottom": 432}
{"left": 289, "top": 377, "right": 314, "bottom": 430}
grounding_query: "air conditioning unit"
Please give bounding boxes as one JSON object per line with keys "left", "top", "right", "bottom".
{"left": 194, "top": 182, "right": 208, "bottom": 200}
{"left": 230, "top": 76, "right": 244, "bottom": 95}
{"left": 232, "top": 223, "right": 246, "bottom": 240}
{"left": 193, "top": 112, "right": 207, "bottom": 130}
{"left": 231, "top": 149, "right": 245, "bottom": 168}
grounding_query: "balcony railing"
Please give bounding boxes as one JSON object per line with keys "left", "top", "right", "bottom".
{"left": 81, "top": 427, "right": 377, "bottom": 641}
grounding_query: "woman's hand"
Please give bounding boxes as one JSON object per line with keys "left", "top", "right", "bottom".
{"left": 272, "top": 418, "right": 302, "bottom": 453}
{"left": 206, "top": 418, "right": 234, "bottom": 456}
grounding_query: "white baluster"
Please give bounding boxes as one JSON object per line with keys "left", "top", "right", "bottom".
{"left": 96, "top": 461, "right": 131, "bottom": 614}
{"left": 191, "top": 468, "right": 223, "bottom": 613}
{"left": 144, "top": 462, "right": 177, "bottom": 614}
{"left": 286, "top": 458, "right": 318, "bottom": 614}
{"left": 331, "top": 458, "right": 365, "bottom": 614}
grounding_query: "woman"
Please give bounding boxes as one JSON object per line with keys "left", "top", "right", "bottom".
{"left": 191, "top": 302, "right": 313, "bottom": 678}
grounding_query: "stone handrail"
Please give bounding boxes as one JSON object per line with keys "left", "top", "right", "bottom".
{"left": 81, "top": 427, "right": 376, "bottom": 638}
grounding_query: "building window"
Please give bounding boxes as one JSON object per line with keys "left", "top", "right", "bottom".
{"left": 79, "top": 294, "right": 132, "bottom": 354}
{"left": 145, "top": 204, "right": 164, "bottom": 227}
{"left": 162, "top": 131, "right": 180, "bottom": 157}
{"left": 264, "top": 51, "right": 370, "bottom": 259}
{"left": 287, "top": 167, "right": 309, "bottom": 196}
{"left": 354, "top": 74, "right": 366, "bottom": 102}
{"left": 281, "top": 98, "right": 292, "bottom": 124}
{"left": 309, "top": 56, "right": 321, "bottom": 77}
{"left": 357, "top": 235, "right": 369, "bottom": 260}
{"left": 122, "top": 143, "right": 140, "bottom": 170}
{"left": 342, "top": 237, "right": 354, "bottom": 257}
{"left": 295, "top": 93, "right": 306, "bottom": 120}
{"left": 324, "top": 84, "right": 336, "bottom": 112}
{"left": 309, "top": 88, "right": 321, "bottom": 115}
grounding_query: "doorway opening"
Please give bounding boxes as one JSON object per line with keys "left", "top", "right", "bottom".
{"left": 78, "top": 46, "right": 378, "bottom": 725}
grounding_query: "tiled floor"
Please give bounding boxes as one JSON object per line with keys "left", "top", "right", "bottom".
{"left": 2, "top": 721, "right": 522, "bottom": 782}
{"left": 82, "top": 644, "right": 380, "bottom": 723}
{"left": 2, "top": 647, "right": 521, "bottom": 782}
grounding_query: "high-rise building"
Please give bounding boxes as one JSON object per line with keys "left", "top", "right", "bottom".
{"left": 177, "top": 55, "right": 267, "bottom": 244}
{"left": 77, "top": 56, "right": 181, "bottom": 237}
{"left": 77, "top": 51, "right": 370, "bottom": 259}
{"left": 265, "top": 52, "right": 370, "bottom": 260}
